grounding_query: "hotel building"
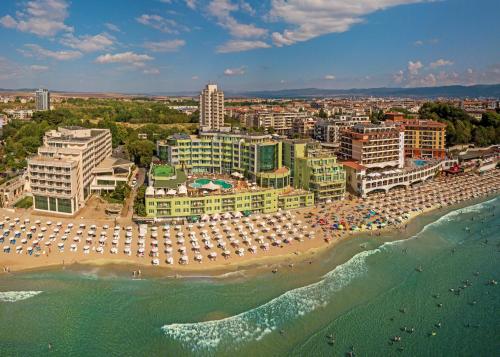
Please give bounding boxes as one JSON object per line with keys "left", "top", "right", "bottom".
{"left": 389, "top": 118, "right": 447, "bottom": 159}
{"left": 157, "top": 131, "right": 291, "bottom": 189}
{"left": 339, "top": 123, "right": 405, "bottom": 169}
{"left": 283, "top": 140, "right": 346, "bottom": 202}
{"left": 339, "top": 122, "right": 447, "bottom": 197}
{"left": 28, "top": 127, "right": 113, "bottom": 215}
{"left": 199, "top": 84, "right": 224, "bottom": 130}
{"left": 148, "top": 132, "right": 346, "bottom": 220}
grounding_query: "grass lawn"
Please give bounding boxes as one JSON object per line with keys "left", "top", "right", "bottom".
{"left": 14, "top": 196, "right": 33, "bottom": 209}
{"left": 154, "top": 165, "right": 175, "bottom": 177}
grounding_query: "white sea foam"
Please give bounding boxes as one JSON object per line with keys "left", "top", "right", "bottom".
{"left": 436, "top": 196, "right": 498, "bottom": 223}
{"left": 161, "top": 249, "right": 378, "bottom": 351}
{"left": 383, "top": 196, "right": 498, "bottom": 248}
{"left": 161, "top": 197, "right": 498, "bottom": 351}
{"left": 0, "top": 291, "right": 42, "bottom": 302}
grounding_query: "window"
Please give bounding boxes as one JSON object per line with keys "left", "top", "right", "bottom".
{"left": 34, "top": 195, "right": 48, "bottom": 210}
{"left": 49, "top": 197, "right": 57, "bottom": 211}
{"left": 58, "top": 198, "right": 72, "bottom": 213}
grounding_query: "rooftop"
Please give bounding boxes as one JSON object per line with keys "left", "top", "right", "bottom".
{"left": 153, "top": 164, "right": 175, "bottom": 177}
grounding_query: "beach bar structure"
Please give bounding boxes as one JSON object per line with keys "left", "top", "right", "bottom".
{"left": 343, "top": 160, "right": 443, "bottom": 197}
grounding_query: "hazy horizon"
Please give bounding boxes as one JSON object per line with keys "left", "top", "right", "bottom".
{"left": 0, "top": 0, "right": 499, "bottom": 93}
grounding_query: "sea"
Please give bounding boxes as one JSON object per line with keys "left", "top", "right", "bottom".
{"left": 0, "top": 196, "right": 499, "bottom": 357}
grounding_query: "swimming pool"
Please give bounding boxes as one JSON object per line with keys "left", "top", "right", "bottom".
{"left": 190, "top": 178, "right": 233, "bottom": 190}
{"left": 414, "top": 159, "right": 427, "bottom": 167}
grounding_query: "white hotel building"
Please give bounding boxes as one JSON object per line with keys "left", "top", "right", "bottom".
{"left": 339, "top": 123, "right": 445, "bottom": 197}
{"left": 28, "top": 127, "right": 113, "bottom": 215}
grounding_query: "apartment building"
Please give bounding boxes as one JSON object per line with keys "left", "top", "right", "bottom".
{"left": 340, "top": 123, "right": 405, "bottom": 169}
{"left": 314, "top": 118, "right": 370, "bottom": 144}
{"left": 35, "top": 88, "right": 50, "bottom": 111}
{"left": 28, "top": 127, "right": 112, "bottom": 215}
{"left": 4, "top": 109, "right": 34, "bottom": 120}
{"left": 292, "top": 117, "right": 316, "bottom": 138}
{"left": 255, "top": 111, "right": 308, "bottom": 134}
{"left": 389, "top": 118, "right": 447, "bottom": 159}
{"left": 199, "top": 84, "right": 224, "bottom": 130}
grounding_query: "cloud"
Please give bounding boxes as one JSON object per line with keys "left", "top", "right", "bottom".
{"left": 22, "top": 44, "right": 82, "bottom": 60}
{"left": 223, "top": 66, "right": 246, "bottom": 76}
{"left": 136, "top": 14, "right": 180, "bottom": 34}
{"left": 30, "top": 64, "right": 49, "bottom": 72}
{"left": 413, "top": 38, "right": 439, "bottom": 46}
{"left": 192, "top": 75, "right": 199, "bottom": 80}
{"left": 95, "top": 52, "right": 154, "bottom": 67}
{"left": 60, "top": 33, "right": 114, "bottom": 52}
{"left": 217, "top": 40, "right": 271, "bottom": 53}
{"left": 393, "top": 70, "right": 404, "bottom": 84}
{"left": 185, "top": 0, "right": 197, "bottom": 9}
{"left": 143, "top": 68, "right": 160, "bottom": 75}
{"left": 207, "top": 0, "right": 267, "bottom": 38}
{"left": 104, "top": 23, "right": 121, "bottom": 32}
{"left": 429, "top": 59, "right": 453, "bottom": 68}
{"left": 0, "top": 0, "right": 73, "bottom": 37}
{"left": 143, "top": 39, "right": 185, "bottom": 52}
{"left": 269, "top": 0, "right": 425, "bottom": 46}
{"left": 0, "top": 57, "right": 23, "bottom": 80}
{"left": 407, "top": 60, "right": 423, "bottom": 75}
{"left": 239, "top": 1, "right": 256, "bottom": 15}
{"left": 418, "top": 73, "right": 436, "bottom": 86}
{"left": 324, "top": 74, "right": 336, "bottom": 80}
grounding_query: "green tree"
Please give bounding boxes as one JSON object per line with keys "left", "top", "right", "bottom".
{"left": 133, "top": 185, "right": 147, "bottom": 216}
{"left": 126, "top": 139, "right": 155, "bottom": 167}
{"left": 370, "top": 110, "right": 385, "bottom": 124}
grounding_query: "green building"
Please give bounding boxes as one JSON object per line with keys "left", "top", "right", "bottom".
{"left": 156, "top": 131, "right": 291, "bottom": 189}
{"left": 145, "top": 131, "right": 345, "bottom": 220}
{"left": 283, "top": 140, "right": 346, "bottom": 202}
{"left": 145, "top": 184, "right": 314, "bottom": 219}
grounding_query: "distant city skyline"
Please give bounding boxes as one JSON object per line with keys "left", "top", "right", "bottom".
{"left": 0, "top": 0, "right": 499, "bottom": 93}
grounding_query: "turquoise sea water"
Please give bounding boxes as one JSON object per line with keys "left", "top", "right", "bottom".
{"left": 0, "top": 196, "right": 499, "bottom": 356}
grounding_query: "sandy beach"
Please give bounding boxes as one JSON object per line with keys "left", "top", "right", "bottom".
{"left": 1, "top": 170, "right": 499, "bottom": 276}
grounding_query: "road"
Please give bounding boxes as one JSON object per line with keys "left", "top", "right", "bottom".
{"left": 118, "top": 167, "right": 146, "bottom": 224}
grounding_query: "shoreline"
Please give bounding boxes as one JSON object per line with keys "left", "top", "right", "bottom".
{"left": 2, "top": 191, "right": 497, "bottom": 279}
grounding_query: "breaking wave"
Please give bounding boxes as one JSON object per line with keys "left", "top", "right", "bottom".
{"left": 161, "top": 249, "right": 378, "bottom": 351}
{"left": 0, "top": 291, "right": 42, "bottom": 302}
{"left": 161, "top": 196, "right": 497, "bottom": 352}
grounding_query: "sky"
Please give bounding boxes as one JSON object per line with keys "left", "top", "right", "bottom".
{"left": 0, "top": 0, "right": 499, "bottom": 93}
